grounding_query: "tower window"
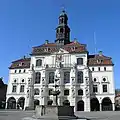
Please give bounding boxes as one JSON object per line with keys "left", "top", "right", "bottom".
{"left": 60, "top": 28, "right": 64, "bottom": 33}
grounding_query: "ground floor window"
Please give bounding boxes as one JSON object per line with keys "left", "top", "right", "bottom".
{"left": 7, "top": 97, "right": 16, "bottom": 109}
{"left": 90, "top": 98, "right": 100, "bottom": 111}
{"left": 77, "top": 100, "right": 84, "bottom": 111}
{"left": 102, "top": 97, "right": 112, "bottom": 111}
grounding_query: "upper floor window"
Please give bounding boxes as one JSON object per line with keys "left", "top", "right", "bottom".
{"left": 77, "top": 71, "right": 83, "bottom": 83}
{"left": 12, "top": 85, "right": 17, "bottom": 93}
{"left": 34, "top": 88, "right": 39, "bottom": 95}
{"left": 20, "top": 85, "right": 24, "bottom": 92}
{"left": 49, "top": 72, "right": 54, "bottom": 83}
{"left": 49, "top": 89, "right": 53, "bottom": 95}
{"left": 64, "top": 71, "right": 70, "bottom": 84}
{"left": 78, "top": 89, "right": 83, "bottom": 96}
{"left": 64, "top": 89, "right": 69, "bottom": 96}
{"left": 104, "top": 67, "right": 106, "bottom": 71}
{"left": 77, "top": 58, "right": 83, "bottom": 65}
{"left": 35, "top": 72, "right": 41, "bottom": 84}
{"left": 103, "top": 85, "right": 107, "bottom": 92}
{"left": 93, "top": 85, "right": 98, "bottom": 93}
{"left": 36, "top": 59, "right": 42, "bottom": 66}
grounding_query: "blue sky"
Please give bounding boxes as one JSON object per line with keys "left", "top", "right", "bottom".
{"left": 0, "top": 0, "right": 120, "bottom": 88}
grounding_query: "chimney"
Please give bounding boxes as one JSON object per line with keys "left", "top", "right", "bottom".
{"left": 74, "top": 38, "right": 77, "bottom": 43}
{"left": 45, "top": 40, "right": 49, "bottom": 44}
{"left": 99, "top": 51, "right": 103, "bottom": 56}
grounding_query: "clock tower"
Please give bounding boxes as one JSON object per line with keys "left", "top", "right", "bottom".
{"left": 55, "top": 10, "right": 70, "bottom": 46}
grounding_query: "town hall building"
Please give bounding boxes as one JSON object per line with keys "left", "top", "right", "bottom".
{"left": 6, "top": 10, "right": 115, "bottom": 111}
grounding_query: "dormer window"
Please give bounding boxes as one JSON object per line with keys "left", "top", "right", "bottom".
{"left": 14, "top": 70, "right": 17, "bottom": 73}
{"left": 36, "top": 59, "right": 42, "bottom": 66}
{"left": 77, "top": 58, "right": 83, "bottom": 65}
{"left": 19, "top": 70, "right": 21, "bottom": 73}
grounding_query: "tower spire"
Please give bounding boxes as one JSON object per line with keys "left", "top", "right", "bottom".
{"left": 55, "top": 9, "right": 70, "bottom": 45}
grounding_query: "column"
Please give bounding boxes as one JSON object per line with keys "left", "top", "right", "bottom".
{"left": 100, "top": 103, "right": 102, "bottom": 111}
{"left": 112, "top": 103, "right": 115, "bottom": 111}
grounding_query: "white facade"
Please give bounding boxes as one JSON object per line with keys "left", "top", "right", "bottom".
{"left": 6, "top": 49, "right": 115, "bottom": 111}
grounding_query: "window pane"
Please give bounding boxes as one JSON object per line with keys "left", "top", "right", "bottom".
{"left": 64, "top": 89, "right": 69, "bottom": 96}
{"left": 36, "top": 59, "right": 42, "bottom": 66}
{"left": 35, "top": 72, "right": 41, "bottom": 84}
{"left": 78, "top": 89, "right": 83, "bottom": 95}
{"left": 12, "top": 85, "right": 16, "bottom": 92}
{"left": 77, "top": 71, "right": 83, "bottom": 83}
{"left": 93, "top": 85, "right": 98, "bottom": 93}
{"left": 20, "top": 85, "right": 24, "bottom": 92}
{"left": 49, "top": 72, "right": 54, "bottom": 83}
{"left": 77, "top": 58, "right": 83, "bottom": 65}
{"left": 103, "top": 85, "right": 107, "bottom": 92}
{"left": 34, "top": 89, "right": 39, "bottom": 95}
{"left": 64, "top": 72, "right": 70, "bottom": 84}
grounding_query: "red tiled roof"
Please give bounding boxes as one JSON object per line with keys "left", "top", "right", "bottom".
{"left": 9, "top": 58, "right": 31, "bottom": 69}
{"left": 31, "top": 41, "right": 87, "bottom": 55}
{"left": 88, "top": 54, "right": 113, "bottom": 66}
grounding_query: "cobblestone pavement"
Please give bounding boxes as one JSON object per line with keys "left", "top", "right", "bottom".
{"left": 0, "top": 110, "right": 120, "bottom": 120}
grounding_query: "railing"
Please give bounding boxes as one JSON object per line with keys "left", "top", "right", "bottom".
{"left": 45, "top": 64, "right": 73, "bottom": 68}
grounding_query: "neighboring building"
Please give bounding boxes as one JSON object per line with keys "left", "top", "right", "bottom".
{"left": 0, "top": 78, "right": 7, "bottom": 109}
{"left": 6, "top": 10, "right": 115, "bottom": 111}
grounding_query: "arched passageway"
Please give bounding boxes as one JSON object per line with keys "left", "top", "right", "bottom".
{"left": 7, "top": 97, "right": 16, "bottom": 109}
{"left": 34, "top": 99, "right": 39, "bottom": 109}
{"left": 17, "top": 97, "right": 25, "bottom": 110}
{"left": 102, "top": 97, "right": 113, "bottom": 111}
{"left": 77, "top": 100, "right": 84, "bottom": 111}
{"left": 90, "top": 98, "right": 100, "bottom": 111}
{"left": 63, "top": 100, "right": 70, "bottom": 106}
